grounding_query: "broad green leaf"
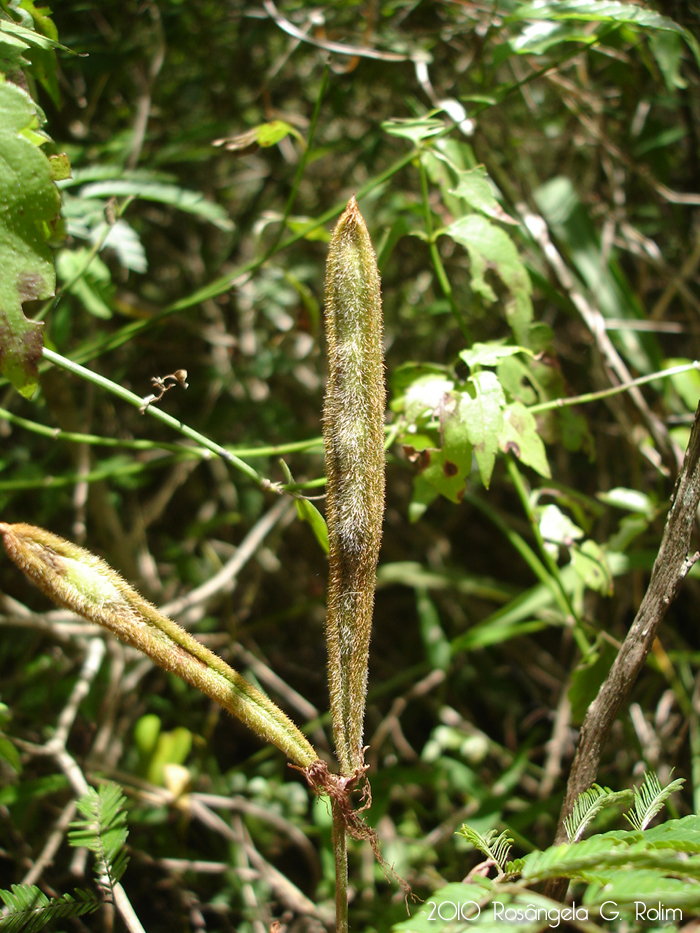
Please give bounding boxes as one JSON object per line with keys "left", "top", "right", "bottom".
{"left": 500, "top": 402, "right": 551, "bottom": 478}
{"left": 538, "top": 503, "right": 584, "bottom": 546}
{"left": 445, "top": 214, "right": 533, "bottom": 344}
{"left": 511, "top": 21, "right": 602, "bottom": 54}
{"left": 447, "top": 164, "right": 517, "bottom": 224}
{"left": 496, "top": 355, "right": 540, "bottom": 406}
{"left": 570, "top": 539, "right": 613, "bottom": 595}
{"left": 0, "top": 735, "right": 20, "bottom": 773}
{"left": 382, "top": 115, "right": 445, "bottom": 143}
{"left": 393, "top": 370, "right": 454, "bottom": 422}
{"left": 510, "top": 0, "right": 698, "bottom": 56}
{"left": 405, "top": 442, "right": 472, "bottom": 504}
{"left": 448, "top": 372, "right": 505, "bottom": 489}
{"left": 596, "top": 487, "right": 655, "bottom": 517}
{"left": 460, "top": 342, "right": 532, "bottom": 371}
{"left": 147, "top": 727, "right": 192, "bottom": 786}
{"left": 0, "top": 81, "right": 59, "bottom": 397}
{"left": 295, "top": 497, "right": 329, "bottom": 554}
{"left": 650, "top": 30, "right": 688, "bottom": 90}
{"left": 76, "top": 180, "right": 234, "bottom": 231}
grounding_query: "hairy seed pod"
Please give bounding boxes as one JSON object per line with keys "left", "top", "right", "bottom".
{"left": 323, "top": 197, "right": 385, "bottom": 775}
{"left": 0, "top": 522, "right": 318, "bottom": 769}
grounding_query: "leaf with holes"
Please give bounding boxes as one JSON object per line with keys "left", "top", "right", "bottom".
{"left": 0, "top": 81, "right": 60, "bottom": 397}
{"left": 445, "top": 214, "right": 534, "bottom": 344}
{"left": 448, "top": 372, "right": 506, "bottom": 489}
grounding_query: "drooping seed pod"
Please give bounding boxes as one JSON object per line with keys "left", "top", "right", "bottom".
{"left": 0, "top": 522, "right": 318, "bottom": 769}
{"left": 323, "top": 197, "right": 385, "bottom": 776}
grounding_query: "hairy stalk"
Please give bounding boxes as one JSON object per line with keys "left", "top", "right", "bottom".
{"left": 0, "top": 522, "right": 318, "bottom": 769}
{"left": 323, "top": 197, "right": 385, "bottom": 776}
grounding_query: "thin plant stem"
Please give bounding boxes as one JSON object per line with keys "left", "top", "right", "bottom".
{"left": 41, "top": 347, "right": 270, "bottom": 489}
{"left": 528, "top": 360, "right": 700, "bottom": 414}
{"left": 0, "top": 405, "right": 323, "bottom": 459}
{"left": 418, "top": 156, "right": 471, "bottom": 343}
{"left": 332, "top": 800, "right": 349, "bottom": 933}
{"left": 505, "top": 456, "right": 590, "bottom": 654}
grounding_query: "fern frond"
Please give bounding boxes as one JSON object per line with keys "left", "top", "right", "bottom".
{"left": 0, "top": 884, "right": 99, "bottom": 933}
{"left": 68, "top": 782, "right": 129, "bottom": 895}
{"left": 564, "top": 784, "right": 633, "bottom": 842}
{"left": 457, "top": 825, "right": 513, "bottom": 875}
{"left": 625, "top": 772, "right": 685, "bottom": 832}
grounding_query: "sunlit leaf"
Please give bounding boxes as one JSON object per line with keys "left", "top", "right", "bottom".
{"left": 445, "top": 214, "right": 533, "bottom": 343}
{"left": 447, "top": 372, "right": 505, "bottom": 489}
{"left": 500, "top": 402, "right": 551, "bottom": 478}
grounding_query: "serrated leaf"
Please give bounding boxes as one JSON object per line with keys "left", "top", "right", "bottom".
{"left": 510, "top": 3, "right": 700, "bottom": 76}
{"left": 448, "top": 164, "right": 517, "bottom": 224}
{"left": 445, "top": 214, "right": 533, "bottom": 343}
{"left": 295, "top": 497, "right": 329, "bottom": 554}
{"left": 0, "top": 81, "right": 59, "bottom": 397}
{"left": 500, "top": 402, "right": 551, "bottom": 478}
{"left": 448, "top": 372, "right": 505, "bottom": 488}
{"left": 511, "top": 21, "right": 602, "bottom": 54}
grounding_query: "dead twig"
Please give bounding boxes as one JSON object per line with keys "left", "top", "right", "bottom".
{"left": 546, "top": 399, "right": 700, "bottom": 900}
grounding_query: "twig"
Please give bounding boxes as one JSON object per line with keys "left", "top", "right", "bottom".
{"left": 160, "top": 497, "right": 293, "bottom": 618}
{"left": 547, "top": 400, "right": 700, "bottom": 898}
{"left": 263, "top": 0, "right": 409, "bottom": 61}
{"left": 521, "top": 207, "right": 681, "bottom": 470}
{"left": 22, "top": 800, "right": 77, "bottom": 887}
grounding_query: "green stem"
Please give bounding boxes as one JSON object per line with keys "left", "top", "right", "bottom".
{"left": 461, "top": 489, "right": 577, "bottom": 631}
{"left": 42, "top": 348, "right": 269, "bottom": 489}
{"left": 418, "top": 156, "right": 471, "bottom": 343}
{"left": 0, "top": 452, "right": 184, "bottom": 492}
{"left": 505, "top": 456, "right": 590, "bottom": 654}
{"left": 332, "top": 800, "right": 349, "bottom": 933}
{"left": 0, "top": 405, "right": 323, "bottom": 459}
{"left": 528, "top": 360, "right": 700, "bottom": 414}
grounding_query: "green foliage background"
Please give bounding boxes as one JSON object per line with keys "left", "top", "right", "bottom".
{"left": 2, "top": 1, "right": 700, "bottom": 930}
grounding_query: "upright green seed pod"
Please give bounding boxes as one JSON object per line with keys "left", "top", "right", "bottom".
{"left": 323, "top": 197, "right": 385, "bottom": 776}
